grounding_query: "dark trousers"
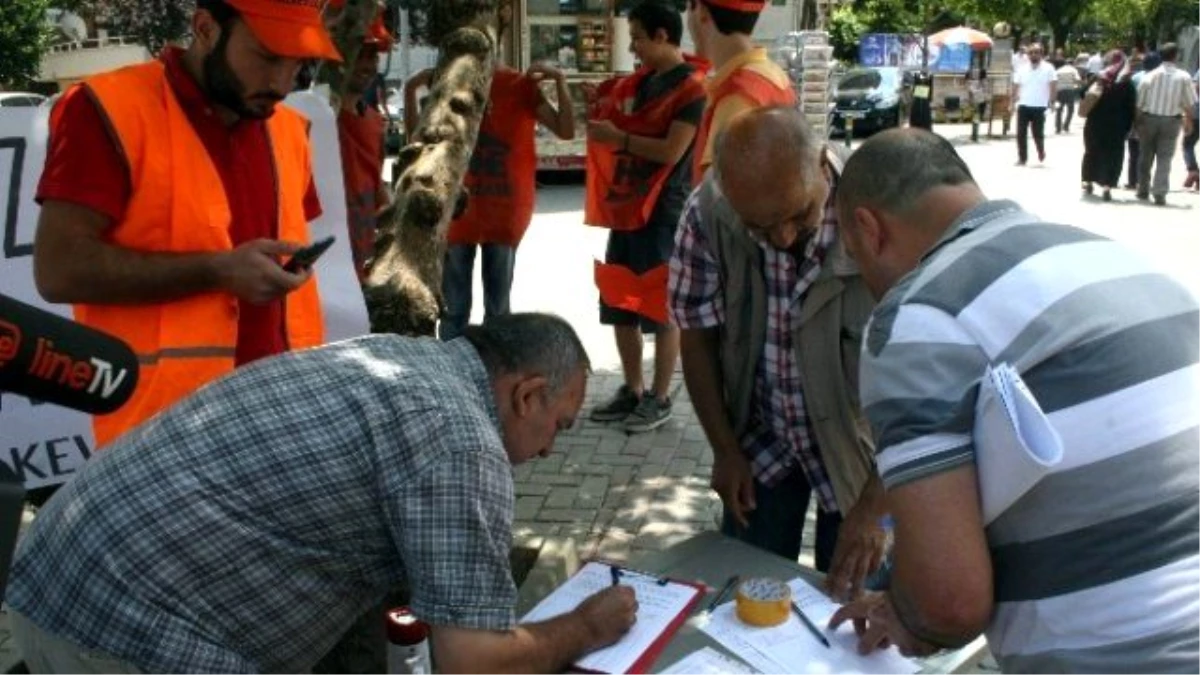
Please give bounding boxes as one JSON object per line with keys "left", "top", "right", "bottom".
{"left": 1126, "top": 137, "right": 1141, "bottom": 187}
{"left": 1183, "top": 124, "right": 1199, "bottom": 173}
{"left": 1055, "top": 90, "right": 1077, "bottom": 132}
{"left": 1016, "top": 105, "right": 1047, "bottom": 163}
{"left": 721, "top": 466, "right": 842, "bottom": 568}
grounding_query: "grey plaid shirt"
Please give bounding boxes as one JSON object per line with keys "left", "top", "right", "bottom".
{"left": 8, "top": 336, "right": 518, "bottom": 673}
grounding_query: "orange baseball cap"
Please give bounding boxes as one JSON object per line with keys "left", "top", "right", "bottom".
{"left": 327, "top": 0, "right": 392, "bottom": 49}
{"left": 225, "top": 0, "right": 342, "bottom": 62}
{"left": 701, "top": 0, "right": 766, "bottom": 10}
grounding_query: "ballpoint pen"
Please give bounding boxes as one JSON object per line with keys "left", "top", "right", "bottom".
{"left": 705, "top": 575, "right": 739, "bottom": 613}
{"left": 792, "top": 601, "right": 831, "bottom": 648}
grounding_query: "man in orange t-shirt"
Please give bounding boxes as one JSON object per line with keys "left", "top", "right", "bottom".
{"left": 405, "top": 64, "right": 576, "bottom": 340}
{"left": 685, "top": 0, "right": 795, "bottom": 183}
{"left": 330, "top": 0, "right": 393, "bottom": 280}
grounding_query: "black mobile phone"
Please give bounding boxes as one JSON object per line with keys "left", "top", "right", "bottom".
{"left": 283, "top": 235, "right": 335, "bottom": 273}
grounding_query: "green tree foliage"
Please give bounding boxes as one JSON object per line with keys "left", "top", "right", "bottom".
{"left": 0, "top": 0, "right": 53, "bottom": 87}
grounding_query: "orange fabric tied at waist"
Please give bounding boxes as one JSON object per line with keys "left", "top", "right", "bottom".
{"left": 594, "top": 260, "right": 670, "bottom": 325}
{"left": 585, "top": 59, "right": 707, "bottom": 232}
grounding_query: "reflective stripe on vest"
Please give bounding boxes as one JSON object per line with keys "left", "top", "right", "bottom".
{"left": 77, "top": 61, "right": 325, "bottom": 448}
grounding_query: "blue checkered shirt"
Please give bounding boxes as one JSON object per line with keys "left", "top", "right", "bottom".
{"left": 7, "top": 336, "right": 518, "bottom": 673}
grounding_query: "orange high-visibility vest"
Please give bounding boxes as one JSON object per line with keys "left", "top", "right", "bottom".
{"left": 692, "top": 68, "right": 796, "bottom": 185}
{"left": 78, "top": 61, "right": 325, "bottom": 447}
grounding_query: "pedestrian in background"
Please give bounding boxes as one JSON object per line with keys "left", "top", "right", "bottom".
{"left": 1124, "top": 51, "right": 1147, "bottom": 189}
{"left": 331, "top": 0, "right": 393, "bottom": 281}
{"left": 1012, "top": 43, "right": 1056, "bottom": 166}
{"left": 1055, "top": 56, "right": 1082, "bottom": 133}
{"left": 1182, "top": 71, "right": 1199, "bottom": 190}
{"left": 1134, "top": 43, "right": 1198, "bottom": 206}
{"left": 1081, "top": 51, "right": 1136, "bottom": 201}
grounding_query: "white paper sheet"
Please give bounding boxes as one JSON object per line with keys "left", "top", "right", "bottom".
{"left": 700, "top": 579, "right": 919, "bottom": 675}
{"left": 521, "top": 562, "right": 701, "bottom": 674}
{"left": 659, "top": 647, "right": 759, "bottom": 674}
{"left": 975, "top": 362, "right": 1064, "bottom": 523}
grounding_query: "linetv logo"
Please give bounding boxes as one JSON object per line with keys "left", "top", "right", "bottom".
{"left": 28, "top": 338, "right": 128, "bottom": 399}
{"left": 0, "top": 319, "right": 19, "bottom": 367}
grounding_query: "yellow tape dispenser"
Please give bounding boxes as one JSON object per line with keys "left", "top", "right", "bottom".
{"left": 734, "top": 577, "right": 792, "bottom": 627}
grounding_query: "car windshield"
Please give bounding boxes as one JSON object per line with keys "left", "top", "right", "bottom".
{"left": 839, "top": 69, "right": 896, "bottom": 91}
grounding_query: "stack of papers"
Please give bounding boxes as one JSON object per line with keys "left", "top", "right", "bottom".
{"left": 699, "top": 578, "right": 919, "bottom": 674}
{"left": 521, "top": 561, "right": 702, "bottom": 673}
{"left": 660, "top": 647, "right": 758, "bottom": 674}
{"left": 975, "top": 362, "right": 1063, "bottom": 523}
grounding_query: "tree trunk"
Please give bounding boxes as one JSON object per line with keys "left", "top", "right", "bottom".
{"left": 317, "top": 1, "right": 497, "bottom": 337}
{"left": 364, "top": 18, "right": 495, "bottom": 337}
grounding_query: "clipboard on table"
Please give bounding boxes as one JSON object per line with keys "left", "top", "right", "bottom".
{"left": 521, "top": 560, "right": 706, "bottom": 674}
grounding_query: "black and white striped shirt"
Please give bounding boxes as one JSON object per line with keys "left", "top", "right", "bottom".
{"left": 1137, "top": 63, "right": 1197, "bottom": 117}
{"left": 861, "top": 200, "right": 1200, "bottom": 672}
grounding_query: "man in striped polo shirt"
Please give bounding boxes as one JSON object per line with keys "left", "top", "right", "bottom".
{"left": 1135, "top": 42, "right": 1198, "bottom": 205}
{"left": 829, "top": 128, "right": 1199, "bottom": 672}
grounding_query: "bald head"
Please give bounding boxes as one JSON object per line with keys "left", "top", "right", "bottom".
{"left": 714, "top": 106, "right": 822, "bottom": 188}
{"left": 713, "top": 107, "right": 829, "bottom": 250}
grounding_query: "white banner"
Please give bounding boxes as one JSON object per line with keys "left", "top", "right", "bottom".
{"left": 0, "top": 93, "right": 369, "bottom": 489}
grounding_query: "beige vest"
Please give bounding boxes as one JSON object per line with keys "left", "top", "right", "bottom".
{"left": 695, "top": 148, "right": 876, "bottom": 514}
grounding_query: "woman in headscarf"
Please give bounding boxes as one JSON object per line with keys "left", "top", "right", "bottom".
{"left": 1081, "top": 50, "right": 1137, "bottom": 201}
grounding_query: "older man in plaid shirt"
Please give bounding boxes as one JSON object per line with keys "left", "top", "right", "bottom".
{"left": 6, "top": 314, "right": 635, "bottom": 674}
{"left": 669, "top": 107, "right": 885, "bottom": 600}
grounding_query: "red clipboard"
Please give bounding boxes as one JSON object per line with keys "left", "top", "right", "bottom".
{"left": 563, "top": 559, "right": 708, "bottom": 674}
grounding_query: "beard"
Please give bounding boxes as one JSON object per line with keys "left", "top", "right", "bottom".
{"left": 202, "top": 29, "right": 282, "bottom": 120}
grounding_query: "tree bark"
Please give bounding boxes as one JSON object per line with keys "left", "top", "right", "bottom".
{"left": 364, "top": 22, "right": 494, "bottom": 336}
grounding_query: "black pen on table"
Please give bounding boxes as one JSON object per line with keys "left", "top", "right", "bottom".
{"left": 705, "top": 575, "right": 739, "bottom": 613}
{"left": 792, "top": 601, "right": 831, "bottom": 648}
{"left": 610, "top": 564, "right": 622, "bottom": 586}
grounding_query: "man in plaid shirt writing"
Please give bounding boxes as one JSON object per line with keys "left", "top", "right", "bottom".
{"left": 7, "top": 314, "right": 635, "bottom": 673}
{"left": 669, "top": 107, "right": 887, "bottom": 600}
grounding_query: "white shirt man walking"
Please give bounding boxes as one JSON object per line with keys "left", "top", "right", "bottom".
{"left": 1135, "top": 42, "right": 1198, "bottom": 205}
{"left": 1012, "top": 43, "right": 1057, "bottom": 165}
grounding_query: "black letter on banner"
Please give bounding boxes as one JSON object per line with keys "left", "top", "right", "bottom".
{"left": 7, "top": 443, "right": 47, "bottom": 482}
{"left": 1, "top": 137, "right": 29, "bottom": 259}
{"left": 45, "top": 437, "right": 76, "bottom": 477}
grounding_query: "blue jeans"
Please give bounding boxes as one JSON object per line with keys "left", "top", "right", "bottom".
{"left": 1183, "top": 123, "right": 1198, "bottom": 173}
{"left": 439, "top": 243, "right": 516, "bottom": 341}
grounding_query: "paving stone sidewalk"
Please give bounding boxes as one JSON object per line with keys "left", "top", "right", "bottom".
{"left": 511, "top": 365, "right": 824, "bottom": 568}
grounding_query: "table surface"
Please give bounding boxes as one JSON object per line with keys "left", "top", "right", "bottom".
{"left": 625, "top": 531, "right": 988, "bottom": 674}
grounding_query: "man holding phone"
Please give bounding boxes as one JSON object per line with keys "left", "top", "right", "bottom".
{"left": 32, "top": 0, "right": 335, "bottom": 449}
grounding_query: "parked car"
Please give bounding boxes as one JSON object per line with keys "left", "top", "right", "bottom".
{"left": 0, "top": 92, "right": 47, "bottom": 107}
{"left": 830, "top": 67, "right": 905, "bottom": 137}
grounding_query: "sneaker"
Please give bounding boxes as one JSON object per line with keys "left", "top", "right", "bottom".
{"left": 624, "top": 394, "right": 672, "bottom": 433}
{"left": 590, "top": 385, "right": 641, "bottom": 422}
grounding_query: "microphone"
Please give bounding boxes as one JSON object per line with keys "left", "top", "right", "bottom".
{"left": 0, "top": 293, "right": 139, "bottom": 414}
